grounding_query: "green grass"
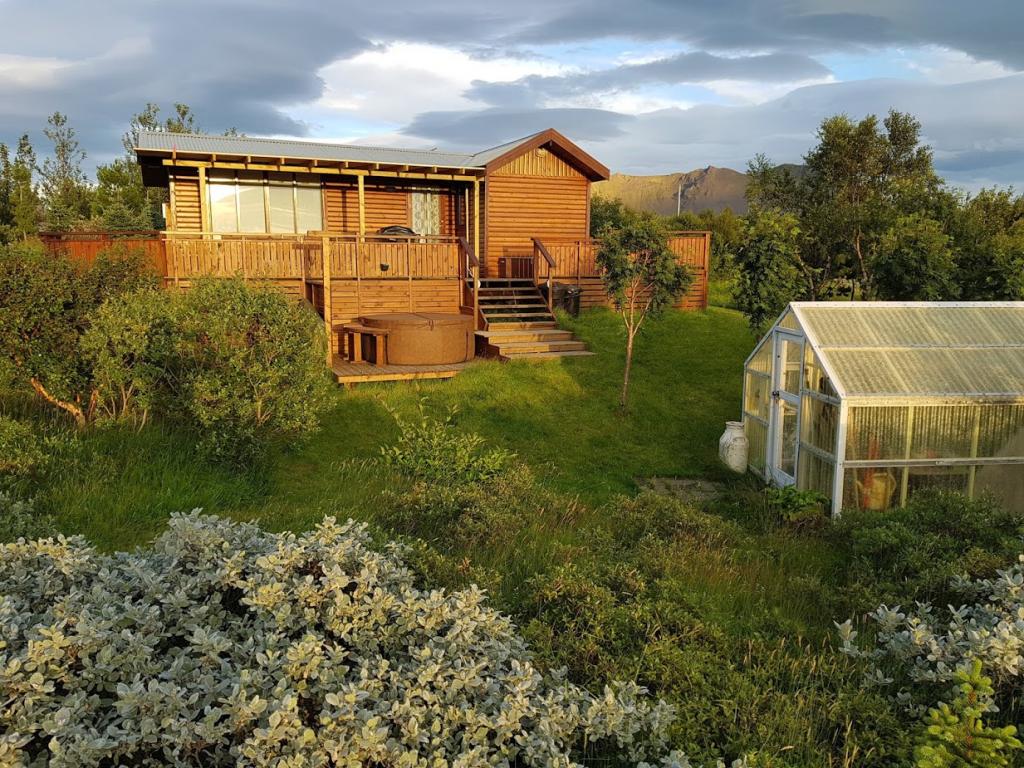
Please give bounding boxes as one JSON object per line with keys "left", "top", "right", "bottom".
{"left": 28, "top": 306, "right": 752, "bottom": 548}
{"left": 6, "top": 305, "right": 919, "bottom": 765}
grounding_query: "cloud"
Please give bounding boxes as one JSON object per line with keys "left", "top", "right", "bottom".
{"left": 402, "top": 74, "right": 1024, "bottom": 188}
{"left": 0, "top": 0, "right": 1022, "bottom": 187}
{"left": 465, "top": 52, "right": 832, "bottom": 108}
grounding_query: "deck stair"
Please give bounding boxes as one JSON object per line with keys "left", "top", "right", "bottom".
{"left": 475, "top": 278, "right": 593, "bottom": 360}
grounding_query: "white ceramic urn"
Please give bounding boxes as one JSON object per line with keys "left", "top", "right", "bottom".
{"left": 718, "top": 421, "right": 749, "bottom": 473}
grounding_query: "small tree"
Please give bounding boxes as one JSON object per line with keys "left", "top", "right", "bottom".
{"left": 733, "top": 208, "right": 806, "bottom": 335}
{"left": 596, "top": 210, "right": 690, "bottom": 410}
{"left": 915, "top": 661, "right": 1022, "bottom": 768}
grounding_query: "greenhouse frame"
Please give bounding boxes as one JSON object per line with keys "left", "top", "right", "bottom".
{"left": 742, "top": 302, "right": 1024, "bottom": 517}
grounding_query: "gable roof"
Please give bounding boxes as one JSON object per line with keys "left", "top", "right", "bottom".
{"left": 134, "top": 128, "right": 609, "bottom": 180}
{"left": 785, "top": 302, "right": 1024, "bottom": 400}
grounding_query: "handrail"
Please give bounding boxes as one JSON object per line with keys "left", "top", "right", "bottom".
{"left": 531, "top": 237, "right": 555, "bottom": 314}
{"left": 458, "top": 236, "right": 481, "bottom": 330}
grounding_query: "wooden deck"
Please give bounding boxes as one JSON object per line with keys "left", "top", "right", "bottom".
{"left": 331, "top": 355, "right": 473, "bottom": 385}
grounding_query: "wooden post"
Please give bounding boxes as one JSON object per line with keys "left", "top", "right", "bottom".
{"left": 407, "top": 238, "right": 413, "bottom": 311}
{"left": 197, "top": 166, "right": 209, "bottom": 232}
{"left": 322, "top": 234, "right": 333, "bottom": 367}
{"left": 473, "top": 179, "right": 480, "bottom": 276}
{"left": 357, "top": 175, "right": 366, "bottom": 237}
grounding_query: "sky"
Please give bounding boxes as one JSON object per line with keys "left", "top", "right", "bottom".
{"left": 1, "top": 0, "right": 1022, "bottom": 190}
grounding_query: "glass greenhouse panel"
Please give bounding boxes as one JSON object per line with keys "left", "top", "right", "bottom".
{"left": 797, "top": 451, "right": 834, "bottom": 500}
{"left": 747, "top": 340, "right": 771, "bottom": 374}
{"left": 803, "top": 346, "right": 838, "bottom": 399}
{"left": 801, "top": 396, "right": 838, "bottom": 455}
{"left": 843, "top": 467, "right": 902, "bottom": 512}
{"left": 778, "top": 309, "right": 800, "bottom": 330}
{"left": 975, "top": 464, "right": 1024, "bottom": 513}
{"left": 780, "top": 337, "right": 802, "bottom": 395}
{"left": 745, "top": 418, "right": 768, "bottom": 474}
{"left": 845, "top": 407, "right": 910, "bottom": 461}
{"left": 744, "top": 373, "right": 770, "bottom": 421}
{"left": 978, "top": 405, "right": 1024, "bottom": 457}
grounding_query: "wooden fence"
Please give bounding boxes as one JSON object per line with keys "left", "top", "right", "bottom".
{"left": 39, "top": 231, "right": 167, "bottom": 276}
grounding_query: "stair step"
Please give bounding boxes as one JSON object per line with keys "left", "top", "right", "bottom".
{"left": 480, "top": 278, "right": 534, "bottom": 285}
{"left": 501, "top": 350, "right": 596, "bottom": 360}
{"left": 484, "top": 313, "right": 556, "bottom": 321}
{"left": 487, "top": 321, "right": 558, "bottom": 330}
{"left": 479, "top": 287, "right": 538, "bottom": 294}
{"left": 494, "top": 340, "right": 588, "bottom": 354}
{"left": 476, "top": 329, "right": 573, "bottom": 342}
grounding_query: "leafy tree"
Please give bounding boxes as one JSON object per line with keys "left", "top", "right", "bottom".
{"left": 748, "top": 110, "right": 941, "bottom": 300}
{"left": 873, "top": 213, "right": 957, "bottom": 300}
{"left": 38, "top": 112, "right": 93, "bottom": 231}
{"left": 590, "top": 195, "right": 630, "bottom": 235}
{"left": 5, "top": 135, "right": 41, "bottom": 240}
{"left": 596, "top": 210, "right": 691, "bottom": 410}
{"left": 948, "top": 188, "right": 1024, "bottom": 300}
{"left": 915, "top": 661, "right": 1022, "bottom": 768}
{"left": 733, "top": 208, "right": 805, "bottom": 335}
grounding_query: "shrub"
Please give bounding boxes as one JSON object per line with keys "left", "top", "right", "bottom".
{"left": 764, "top": 486, "right": 828, "bottom": 532}
{"left": 0, "top": 512, "right": 683, "bottom": 767}
{"left": 172, "top": 278, "right": 331, "bottom": 462}
{"left": 0, "top": 243, "right": 157, "bottom": 426}
{"left": 831, "top": 490, "right": 1024, "bottom": 612}
{"left": 381, "top": 402, "right": 514, "bottom": 486}
{"left": 0, "top": 416, "right": 45, "bottom": 478}
{"left": 914, "top": 661, "right": 1022, "bottom": 768}
{"left": 0, "top": 493, "right": 56, "bottom": 543}
{"left": 80, "top": 288, "right": 175, "bottom": 426}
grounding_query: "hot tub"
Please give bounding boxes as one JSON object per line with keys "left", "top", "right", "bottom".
{"left": 359, "top": 313, "right": 475, "bottom": 365}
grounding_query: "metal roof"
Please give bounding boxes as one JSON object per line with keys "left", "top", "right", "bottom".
{"left": 134, "top": 130, "right": 540, "bottom": 171}
{"left": 788, "top": 302, "right": 1024, "bottom": 400}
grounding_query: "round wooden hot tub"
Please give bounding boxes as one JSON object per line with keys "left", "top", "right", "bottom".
{"left": 359, "top": 313, "right": 475, "bottom": 365}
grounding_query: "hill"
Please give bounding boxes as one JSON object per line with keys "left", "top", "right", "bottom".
{"left": 593, "top": 166, "right": 749, "bottom": 216}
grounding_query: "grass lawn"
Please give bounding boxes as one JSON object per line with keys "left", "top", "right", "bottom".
{"left": 8, "top": 304, "right": 915, "bottom": 765}
{"left": 35, "top": 306, "right": 752, "bottom": 549}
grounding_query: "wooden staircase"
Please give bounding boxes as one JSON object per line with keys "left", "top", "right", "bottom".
{"left": 475, "top": 278, "right": 593, "bottom": 360}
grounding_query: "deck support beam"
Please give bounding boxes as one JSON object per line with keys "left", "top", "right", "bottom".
{"left": 473, "top": 179, "right": 480, "bottom": 274}
{"left": 197, "top": 166, "right": 209, "bottom": 232}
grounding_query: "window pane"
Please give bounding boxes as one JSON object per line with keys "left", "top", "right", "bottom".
{"left": 209, "top": 183, "right": 237, "bottom": 233}
{"left": 744, "top": 372, "right": 770, "bottom": 421}
{"left": 295, "top": 186, "right": 323, "bottom": 233}
{"left": 780, "top": 337, "right": 802, "bottom": 395}
{"left": 843, "top": 467, "right": 900, "bottom": 511}
{"left": 745, "top": 418, "right": 768, "bottom": 474}
{"left": 798, "top": 451, "right": 834, "bottom": 501}
{"left": 238, "top": 184, "right": 266, "bottom": 232}
{"left": 269, "top": 185, "right": 295, "bottom": 233}
{"left": 846, "top": 406, "right": 909, "bottom": 460}
{"left": 800, "top": 396, "right": 838, "bottom": 455}
{"left": 780, "top": 401, "right": 798, "bottom": 477}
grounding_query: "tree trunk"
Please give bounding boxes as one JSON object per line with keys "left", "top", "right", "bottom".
{"left": 620, "top": 331, "right": 635, "bottom": 411}
{"left": 30, "top": 378, "right": 87, "bottom": 428}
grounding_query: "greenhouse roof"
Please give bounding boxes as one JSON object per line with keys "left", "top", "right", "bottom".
{"left": 789, "top": 302, "right": 1024, "bottom": 400}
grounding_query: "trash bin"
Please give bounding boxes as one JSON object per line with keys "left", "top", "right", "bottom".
{"left": 543, "top": 283, "right": 582, "bottom": 317}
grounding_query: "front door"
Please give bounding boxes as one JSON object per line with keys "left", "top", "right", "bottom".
{"left": 769, "top": 330, "right": 803, "bottom": 486}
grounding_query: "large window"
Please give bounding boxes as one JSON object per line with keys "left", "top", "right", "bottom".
{"left": 206, "top": 172, "right": 323, "bottom": 234}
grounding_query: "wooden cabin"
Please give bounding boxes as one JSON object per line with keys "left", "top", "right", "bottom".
{"left": 127, "top": 129, "right": 709, "bottom": 377}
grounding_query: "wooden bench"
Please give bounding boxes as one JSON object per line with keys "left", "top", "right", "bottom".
{"left": 337, "top": 323, "right": 390, "bottom": 365}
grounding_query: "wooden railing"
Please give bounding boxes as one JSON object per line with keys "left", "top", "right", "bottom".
{"left": 40, "top": 230, "right": 168, "bottom": 275}
{"left": 162, "top": 232, "right": 463, "bottom": 283}
{"left": 531, "top": 238, "right": 556, "bottom": 313}
{"left": 458, "top": 237, "right": 481, "bottom": 328}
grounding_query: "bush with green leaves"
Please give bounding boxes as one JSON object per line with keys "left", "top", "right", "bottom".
{"left": 831, "top": 490, "right": 1024, "bottom": 612}
{"left": 838, "top": 555, "right": 1024, "bottom": 720}
{"left": 79, "top": 288, "right": 175, "bottom": 427}
{"left": 0, "top": 415, "right": 44, "bottom": 478}
{"left": 0, "top": 512, "right": 684, "bottom": 767}
{"left": 0, "top": 492, "right": 56, "bottom": 543}
{"left": 171, "top": 278, "right": 331, "bottom": 462}
{"left": 733, "top": 209, "right": 805, "bottom": 335}
{"left": 0, "top": 243, "right": 157, "bottom": 426}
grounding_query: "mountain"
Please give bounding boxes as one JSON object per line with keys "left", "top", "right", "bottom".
{"left": 593, "top": 166, "right": 749, "bottom": 216}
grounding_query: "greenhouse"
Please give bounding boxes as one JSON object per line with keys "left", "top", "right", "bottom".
{"left": 742, "top": 302, "right": 1024, "bottom": 517}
